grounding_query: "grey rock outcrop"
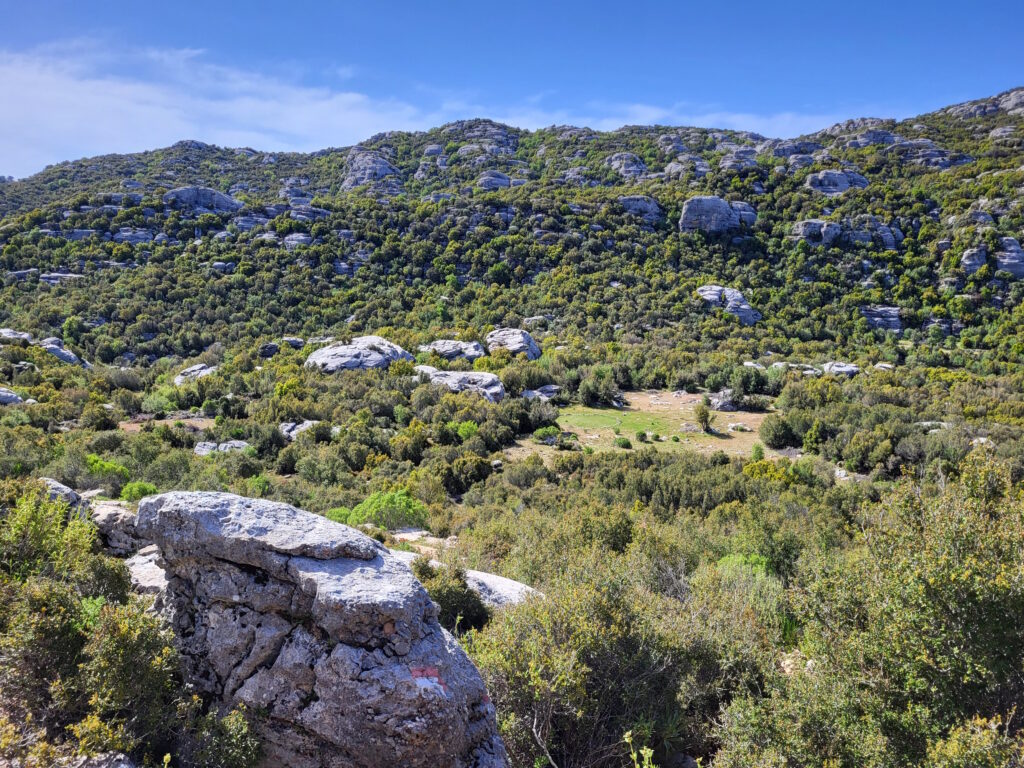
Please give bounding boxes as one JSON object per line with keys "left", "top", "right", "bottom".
{"left": 40, "top": 478, "right": 86, "bottom": 513}
{"left": 860, "top": 305, "right": 903, "bottom": 333}
{"left": 163, "top": 187, "right": 243, "bottom": 213}
{"left": 678, "top": 196, "right": 755, "bottom": 233}
{"left": 0, "top": 387, "right": 23, "bottom": 405}
{"left": 995, "top": 237, "right": 1024, "bottom": 278}
{"left": 805, "top": 169, "right": 868, "bottom": 196}
{"left": 174, "top": 363, "right": 218, "bottom": 386}
{"left": 961, "top": 246, "right": 988, "bottom": 275}
{"left": 342, "top": 149, "right": 401, "bottom": 192}
{"left": 522, "top": 384, "right": 561, "bottom": 402}
{"left": 280, "top": 420, "right": 322, "bottom": 441}
{"left": 618, "top": 195, "right": 663, "bottom": 223}
{"left": 91, "top": 500, "right": 145, "bottom": 556}
{"left": 136, "top": 492, "right": 508, "bottom": 768}
{"left": 696, "top": 285, "right": 761, "bottom": 325}
{"left": 822, "top": 361, "right": 860, "bottom": 376}
{"left": 415, "top": 365, "right": 506, "bottom": 403}
{"left": 390, "top": 550, "right": 539, "bottom": 608}
{"left": 842, "top": 215, "right": 903, "bottom": 250}
{"left": 476, "top": 170, "right": 511, "bottom": 190}
{"left": 604, "top": 152, "right": 646, "bottom": 178}
{"left": 194, "top": 440, "right": 250, "bottom": 456}
{"left": 305, "top": 336, "right": 414, "bottom": 372}
{"left": 791, "top": 219, "right": 841, "bottom": 246}
{"left": 485, "top": 328, "right": 541, "bottom": 360}
{"left": 419, "top": 340, "right": 486, "bottom": 361}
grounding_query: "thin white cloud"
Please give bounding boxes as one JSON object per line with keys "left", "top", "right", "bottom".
{"left": 0, "top": 42, "right": 868, "bottom": 178}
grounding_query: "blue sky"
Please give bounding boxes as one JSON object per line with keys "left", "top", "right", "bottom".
{"left": 1, "top": 0, "right": 1022, "bottom": 178}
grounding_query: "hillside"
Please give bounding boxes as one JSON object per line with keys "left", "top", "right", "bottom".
{"left": 2, "top": 87, "right": 1024, "bottom": 768}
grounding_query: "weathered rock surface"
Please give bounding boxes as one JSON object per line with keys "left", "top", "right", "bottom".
{"left": 174, "top": 363, "right": 217, "bottom": 386}
{"left": 791, "top": 219, "right": 841, "bottom": 246}
{"left": 126, "top": 545, "right": 168, "bottom": 595}
{"left": 305, "top": 336, "right": 414, "bottom": 372}
{"left": 618, "top": 195, "right": 663, "bottom": 223}
{"left": 280, "top": 420, "right": 321, "bottom": 441}
{"left": 696, "top": 285, "right": 761, "bottom": 325}
{"left": 822, "top": 361, "right": 861, "bottom": 376}
{"left": 604, "top": 152, "right": 646, "bottom": 178}
{"left": 961, "top": 246, "right": 987, "bottom": 275}
{"left": 342, "top": 149, "right": 401, "bottom": 192}
{"left": 40, "top": 477, "right": 86, "bottom": 513}
{"left": 995, "top": 237, "right": 1024, "bottom": 278}
{"left": 390, "top": 550, "right": 539, "bottom": 608}
{"left": 485, "top": 328, "right": 541, "bottom": 360}
{"left": 415, "top": 365, "right": 506, "bottom": 403}
{"left": 678, "top": 196, "right": 755, "bottom": 233}
{"left": 163, "top": 186, "right": 243, "bottom": 213}
{"left": 136, "top": 492, "right": 508, "bottom": 768}
{"left": 419, "top": 340, "right": 486, "bottom": 361}
{"left": 860, "top": 305, "right": 903, "bottom": 332}
{"left": 805, "top": 169, "right": 868, "bottom": 196}
{"left": 0, "top": 387, "right": 23, "bottom": 405}
{"left": 522, "top": 384, "right": 561, "bottom": 402}
{"left": 91, "top": 500, "right": 145, "bottom": 556}
{"left": 194, "top": 440, "right": 250, "bottom": 456}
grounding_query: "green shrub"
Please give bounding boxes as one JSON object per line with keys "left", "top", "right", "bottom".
{"left": 614, "top": 437, "right": 632, "bottom": 449}
{"left": 411, "top": 556, "right": 489, "bottom": 633}
{"left": 343, "top": 489, "right": 429, "bottom": 531}
{"left": 119, "top": 481, "right": 157, "bottom": 502}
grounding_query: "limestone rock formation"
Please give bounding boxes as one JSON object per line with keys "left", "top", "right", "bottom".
{"left": 618, "top": 195, "right": 663, "bottom": 223}
{"left": 791, "top": 219, "right": 841, "bottom": 246}
{"left": 419, "top": 340, "right": 486, "bottom": 361}
{"left": 0, "top": 386, "right": 23, "bottom": 405}
{"left": 604, "top": 152, "right": 647, "bottom": 178}
{"left": 341, "top": 149, "right": 401, "bottom": 192}
{"left": 136, "top": 492, "right": 508, "bottom": 768}
{"left": 280, "top": 420, "right": 321, "bottom": 441}
{"left": 90, "top": 500, "right": 145, "bottom": 556}
{"left": 995, "top": 237, "right": 1024, "bottom": 278}
{"left": 174, "top": 363, "right": 218, "bottom": 386}
{"left": 678, "top": 196, "right": 755, "bottom": 233}
{"left": 961, "top": 246, "right": 987, "bottom": 275}
{"left": 860, "top": 305, "right": 903, "bottom": 332}
{"left": 805, "top": 169, "right": 869, "bottom": 196}
{"left": 822, "top": 361, "right": 861, "bottom": 376}
{"left": 485, "top": 328, "right": 541, "bottom": 360}
{"left": 390, "top": 550, "right": 539, "bottom": 608}
{"left": 163, "top": 186, "right": 243, "bottom": 213}
{"left": 415, "top": 365, "right": 506, "bottom": 402}
{"left": 305, "top": 336, "right": 414, "bottom": 372}
{"left": 696, "top": 285, "right": 761, "bottom": 325}
{"left": 194, "top": 440, "right": 250, "bottom": 456}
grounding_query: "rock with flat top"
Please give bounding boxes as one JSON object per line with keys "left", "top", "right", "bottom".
{"left": 678, "top": 196, "right": 755, "bottom": 233}
{"left": 305, "top": 336, "right": 414, "bottom": 372}
{"left": 415, "top": 365, "right": 506, "bottom": 402}
{"left": 136, "top": 492, "right": 508, "bottom": 768}
{"left": 485, "top": 328, "right": 541, "bottom": 360}
{"left": 419, "top": 340, "right": 486, "bottom": 361}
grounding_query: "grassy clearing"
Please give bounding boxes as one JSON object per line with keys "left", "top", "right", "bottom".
{"left": 506, "top": 391, "right": 772, "bottom": 463}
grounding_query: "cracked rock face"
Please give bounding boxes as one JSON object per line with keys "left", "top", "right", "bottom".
{"left": 137, "top": 492, "right": 507, "bottom": 768}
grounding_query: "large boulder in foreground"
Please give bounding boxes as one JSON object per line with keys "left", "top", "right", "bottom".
{"left": 137, "top": 492, "right": 508, "bottom": 768}
{"left": 305, "top": 336, "right": 414, "bottom": 372}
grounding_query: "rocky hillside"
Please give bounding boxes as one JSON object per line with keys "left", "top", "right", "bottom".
{"left": 1, "top": 88, "right": 1023, "bottom": 373}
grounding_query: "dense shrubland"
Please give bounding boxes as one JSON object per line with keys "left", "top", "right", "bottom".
{"left": 2, "top": 90, "right": 1024, "bottom": 766}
